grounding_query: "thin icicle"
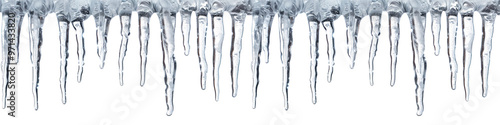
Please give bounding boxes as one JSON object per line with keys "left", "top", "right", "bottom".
{"left": 230, "top": 13, "right": 246, "bottom": 98}
{"left": 95, "top": 16, "right": 111, "bottom": 69}
{"left": 344, "top": 13, "right": 361, "bottom": 69}
{"left": 280, "top": 14, "right": 295, "bottom": 110}
{"left": 251, "top": 13, "right": 262, "bottom": 109}
{"left": 409, "top": 10, "right": 427, "bottom": 116}
{"left": 368, "top": 0, "right": 383, "bottom": 86}
{"left": 137, "top": 2, "right": 153, "bottom": 86}
{"left": 446, "top": 0, "right": 459, "bottom": 90}
{"left": 197, "top": 13, "right": 208, "bottom": 90}
{"left": 308, "top": 18, "right": 319, "bottom": 104}
{"left": 159, "top": 11, "right": 177, "bottom": 116}
{"left": 323, "top": 19, "right": 335, "bottom": 83}
{"left": 58, "top": 17, "right": 69, "bottom": 104}
{"left": 29, "top": 13, "right": 45, "bottom": 111}
{"left": 461, "top": 1, "right": 474, "bottom": 102}
{"left": 118, "top": 14, "right": 131, "bottom": 86}
{"left": 480, "top": 13, "right": 495, "bottom": 98}
{"left": 72, "top": 20, "right": 86, "bottom": 83}
{"left": 212, "top": 14, "right": 223, "bottom": 101}
{"left": 387, "top": 0, "right": 403, "bottom": 87}
{"left": 262, "top": 13, "right": 274, "bottom": 63}
{"left": 430, "top": 0, "right": 446, "bottom": 56}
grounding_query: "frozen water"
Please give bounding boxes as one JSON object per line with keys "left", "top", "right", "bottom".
{"left": 118, "top": 0, "right": 136, "bottom": 86}
{"left": 91, "top": 0, "right": 119, "bottom": 69}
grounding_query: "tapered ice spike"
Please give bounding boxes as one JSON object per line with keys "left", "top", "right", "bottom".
{"left": 368, "top": 0, "right": 385, "bottom": 86}
{"left": 430, "top": 0, "right": 447, "bottom": 56}
{"left": 96, "top": 17, "right": 111, "bottom": 69}
{"left": 92, "top": 0, "right": 119, "bottom": 69}
{"left": 28, "top": 0, "right": 51, "bottom": 109}
{"left": 58, "top": 18, "right": 69, "bottom": 104}
{"left": 461, "top": 1, "right": 475, "bottom": 102}
{"left": 478, "top": 1, "right": 498, "bottom": 98}
{"left": 387, "top": 0, "right": 404, "bottom": 87}
{"left": 196, "top": 0, "right": 209, "bottom": 90}
{"left": 305, "top": 0, "right": 319, "bottom": 104}
{"left": 446, "top": 0, "right": 459, "bottom": 90}
{"left": 180, "top": 0, "right": 197, "bottom": 56}
{"left": 261, "top": 1, "right": 277, "bottom": 64}
{"left": 157, "top": 0, "right": 179, "bottom": 116}
{"left": 70, "top": 0, "right": 91, "bottom": 83}
{"left": 230, "top": 13, "right": 246, "bottom": 98}
{"left": 55, "top": 0, "right": 70, "bottom": 104}
{"left": 320, "top": 0, "right": 341, "bottom": 83}
{"left": 210, "top": 1, "right": 224, "bottom": 101}
{"left": 117, "top": 0, "right": 135, "bottom": 86}
{"left": 251, "top": 13, "right": 262, "bottom": 108}
{"left": 342, "top": 0, "right": 367, "bottom": 69}
{"left": 408, "top": 0, "right": 429, "bottom": 116}
{"left": 137, "top": 0, "right": 154, "bottom": 87}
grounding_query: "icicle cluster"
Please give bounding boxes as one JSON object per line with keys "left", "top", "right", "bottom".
{"left": 1, "top": 0, "right": 499, "bottom": 116}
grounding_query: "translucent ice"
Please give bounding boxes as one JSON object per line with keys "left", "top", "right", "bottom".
{"left": 137, "top": 0, "right": 155, "bottom": 86}
{"left": 196, "top": 0, "right": 209, "bottom": 90}
{"left": 305, "top": 0, "right": 319, "bottom": 104}
{"left": 55, "top": 0, "right": 70, "bottom": 104}
{"left": 477, "top": 0, "right": 498, "bottom": 98}
{"left": 342, "top": 0, "right": 368, "bottom": 69}
{"left": 319, "top": 0, "right": 341, "bottom": 83}
{"left": 387, "top": 0, "right": 407, "bottom": 86}
{"left": 180, "top": 0, "right": 197, "bottom": 56}
{"left": 118, "top": 0, "right": 136, "bottom": 86}
{"left": 91, "top": 0, "right": 119, "bottom": 69}
{"left": 69, "top": 0, "right": 91, "bottom": 83}
{"left": 446, "top": 0, "right": 459, "bottom": 90}
{"left": 461, "top": 0, "right": 475, "bottom": 102}
{"left": 367, "top": 0, "right": 386, "bottom": 86}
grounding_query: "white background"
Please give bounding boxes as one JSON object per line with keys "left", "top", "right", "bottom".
{"left": 1, "top": 10, "right": 500, "bottom": 125}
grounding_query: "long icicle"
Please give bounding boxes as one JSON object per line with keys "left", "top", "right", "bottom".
{"left": 118, "top": 13, "right": 131, "bottom": 86}
{"left": 197, "top": 13, "right": 208, "bottom": 90}
{"left": 262, "top": 13, "right": 274, "bottom": 63}
{"left": 212, "top": 14, "right": 224, "bottom": 101}
{"left": 323, "top": 19, "right": 335, "bottom": 83}
{"left": 388, "top": 8, "right": 402, "bottom": 87}
{"left": 345, "top": 12, "right": 361, "bottom": 69}
{"left": 280, "top": 13, "right": 295, "bottom": 110}
{"left": 138, "top": 11, "right": 152, "bottom": 87}
{"left": 307, "top": 14, "right": 319, "bottom": 104}
{"left": 72, "top": 20, "right": 85, "bottom": 83}
{"left": 58, "top": 15, "right": 69, "bottom": 104}
{"left": 29, "top": 13, "right": 45, "bottom": 110}
{"left": 461, "top": 2, "right": 474, "bottom": 101}
{"left": 480, "top": 13, "right": 495, "bottom": 98}
{"left": 409, "top": 11, "right": 427, "bottom": 116}
{"left": 368, "top": 4, "right": 382, "bottom": 86}
{"left": 446, "top": 1, "right": 459, "bottom": 90}
{"left": 159, "top": 11, "right": 177, "bottom": 116}
{"left": 251, "top": 13, "right": 263, "bottom": 109}
{"left": 96, "top": 15, "right": 111, "bottom": 69}
{"left": 230, "top": 13, "right": 246, "bottom": 98}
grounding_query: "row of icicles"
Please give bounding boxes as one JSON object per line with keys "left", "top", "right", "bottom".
{"left": 0, "top": 0, "right": 498, "bottom": 116}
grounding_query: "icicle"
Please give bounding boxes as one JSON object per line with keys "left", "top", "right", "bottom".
{"left": 196, "top": 14, "right": 208, "bottom": 90}
{"left": 430, "top": 1, "right": 446, "bottom": 56}
{"left": 209, "top": 0, "right": 226, "bottom": 101}
{"left": 137, "top": 1, "right": 153, "bottom": 87}
{"left": 446, "top": 0, "right": 459, "bottom": 90}
{"left": 409, "top": 10, "right": 427, "bottom": 116}
{"left": 261, "top": 12, "right": 274, "bottom": 63}
{"left": 279, "top": 13, "right": 295, "bottom": 110}
{"left": 159, "top": 10, "right": 177, "bottom": 116}
{"left": 461, "top": 1, "right": 474, "bottom": 102}
{"left": 323, "top": 19, "right": 335, "bottom": 83}
{"left": 480, "top": 12, "right": 495, "bottom": 98}
{"left": 58, "top": 16, "right": 69, "bottom": 104}
{"left": 251, "top": 12, "right": 262, "bottom": 109}
{"left": 72, "top": 20, "right": 86, "bottom": 83}
{"left": 230, "top": 13, "right": 246, "bottom": 98}
{"left": 344, "top": 13, "right": 361, "bottom": 69}
{"left": 118, "top": 13, "right": 131, "bottom": 86}
{"left": 307, "top": 18, "right": 318, "bottom": 104}
{"left": 29, "top": 12, "right": 46, "bottom": 111}
{"left": 387, "top": 0, "right": 403, "bottom": 87}
{"left": 95, "top": 15, "right": 111, "bottom": 69}
{"left": 181, "top": 11, "right": 192, "bottom": 56}
{"left": 368, "top": 0, "right": 384, "bottom": 86}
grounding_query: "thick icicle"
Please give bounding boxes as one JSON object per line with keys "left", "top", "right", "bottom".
{"left": 251, "top": 13, "right": 262, "bottom": 109}
{"left": 261, "top": 1, "right": 276, "bottom": 64}
{"left": 58, "top": 17, "right": 69, "bottom": 104}
{"left": 210, "top": 1, "right": 224, "bottom": 101}
{"left": 137, "top": 1, "right": 154, "bottom": 86}
{"left": 446, "top": 0, "right": 459, "bottom": 90}
{"left": 95, "top": 16, "right": 111, "bottom": 69}
{"left": 430, "top": 0, "right": 446, "bottom": 56}
{"left": 230, "top": 13, "right": 246, "bottom": 97}
{"left": 196, "top": 2, "right": 209, "bottom": 90}
{"left": 480, "top": 13, "right": 495, "bottom": 98}
{"left": 461, "top": 1, "right": 474, "bottom": 102}
{"left": 118, "top": 11, "right": 132, "bottom": 86}
{"left": 368, "top": 0, "right": 384, "bottom": 86}
{"left": 159, "top": 11, "right": 177, "bottom": 116}
{"left": 409, "top": 11, "right": 427, "bottom": 116}
{"left": 29, "top": 12, "right": 46, "bottom": 111}
{"left": 342, "top": 0, "right": 367, "bottom": 69}
{"left": 387, "top": 0, "right": 403, "bottom": 87}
